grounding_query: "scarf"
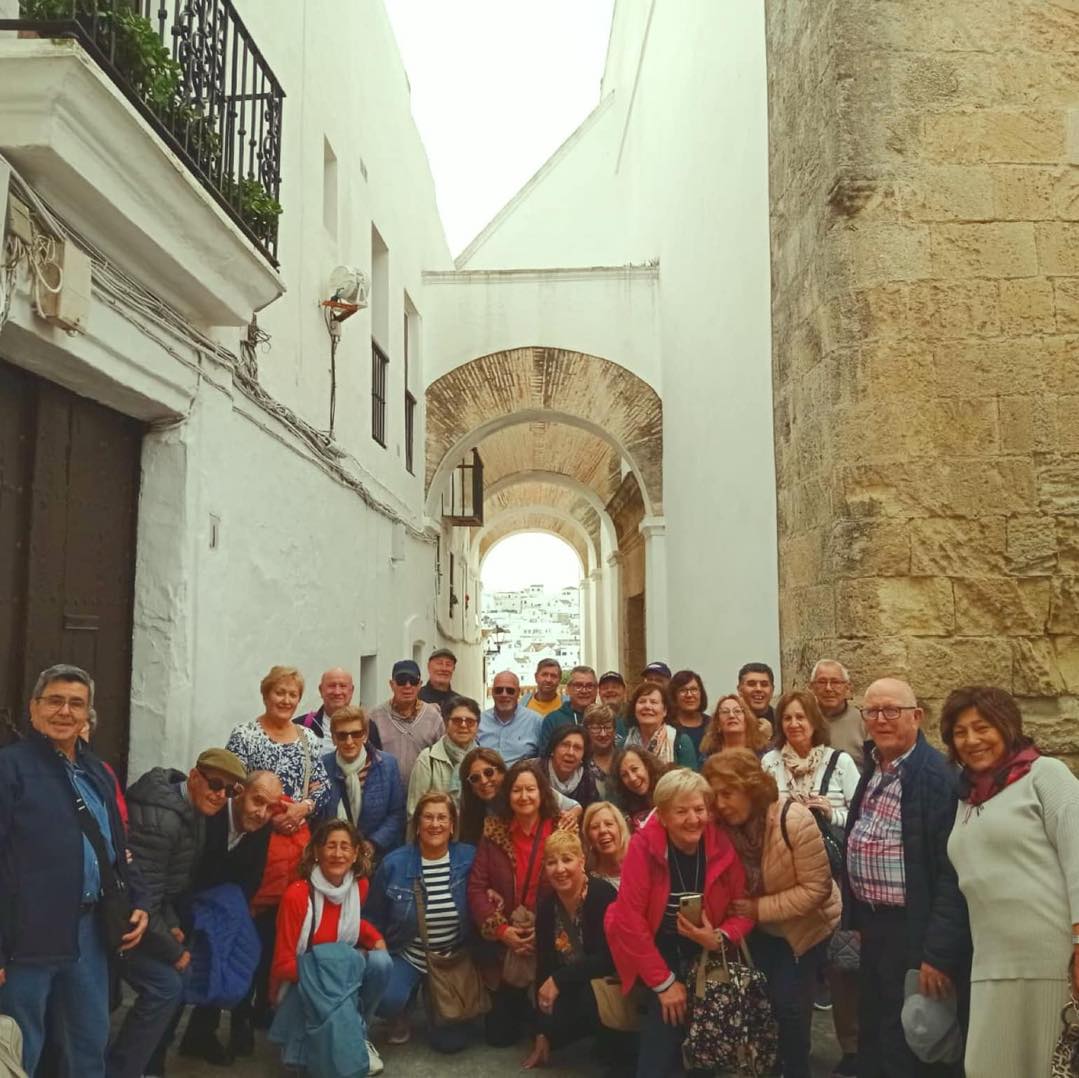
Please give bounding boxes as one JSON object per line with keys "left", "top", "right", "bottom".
{"left": 440, "top": 735, "right": 471, "bottom": 798}
{"left": 960, "top": 740, "right": 1040, "bottom": 808}
{"left": 627, "top": 723, "right": 676, "bottom": 764}
{"left": 780, "top": 742, "right": 827, "bottom": 799}
{"left": 335, "top": 747, "right": 369, "bottom": 827}
{"left": 725, "top": 812, "right": 767, "bottom": 897}
{"left": 296, "top": 866, "right": 361, "bottom": 960}
{"left": 547, "top": 759, "right": 584, "bottom": 797}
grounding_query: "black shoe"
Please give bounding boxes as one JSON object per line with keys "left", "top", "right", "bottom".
{"left": 179, "top": 1031, "right": 234, "bottom": 1066}
{"left": 229, "top": 1018, "right": 255, "bottom": 1058}
{"left": 832, "top": 1053, "right": 858, "bottom": 1077}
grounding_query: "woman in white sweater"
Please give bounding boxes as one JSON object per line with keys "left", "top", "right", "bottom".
{"left": 943, "top": 685, "right": 1079, "bottom": 1078}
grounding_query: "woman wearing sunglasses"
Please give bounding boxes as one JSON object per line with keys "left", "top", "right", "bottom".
{"left": 322, "top": 706, "right": 405, "bottom": 862}
{"left": 406, "top": 696, "right": 481, "bottom": 823}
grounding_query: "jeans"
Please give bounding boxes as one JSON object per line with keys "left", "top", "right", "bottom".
{"left": 375, "top": 952, "right": 472, "bottom": 1053}
{"left": 637, "top": 983, "right": 686, "bottom": 1078}
{"left": 358, "top": 947, "right": 393, "bottom": 1025}
{"left": 106, "top": 948, "right": 185, "bottom": 1078}
{"left": 747, "top": 929, "right": 822, "bottom": 1078}
{"left": 0, "top": 909, "right": 110, "bottom": 1077}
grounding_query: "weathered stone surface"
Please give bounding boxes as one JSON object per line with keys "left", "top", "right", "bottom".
{"left": 908, "top": 281, "right": 1000, "bottom": 340}
{"left": 1012, "top": 637, "right": 1067, "bottom": 695}
{"left": 953, "top": 578, "right": 1051, "bottom": 635}
{"left": 909, "top": 517, "right": 1007, "bottom": 576}
{"left": 827, "top": 520, "right": 911, "bottom": 578}
{"left": 1058, "top": 518, "right": 1079, "bottom": 573}
{"left": 836, "top": 578, "right": 954, "bottom": 638}
{"left": 908, "top": 637, "right": 1014, "bottom": 697}
{"left": 1006, "top": 515, "right": 1058, "bottom": 575}
{"left": 1055, "top": 637, "right": 1079, "bottom": 694}
{"left": 1050, "top": 578, "right": 1079, "bottom": 633}
{"left": 999, "top": 278, "right": 1056, "bottom": 334}
{"left": 931, "top": 222, "right": 1039, "bottom": 278}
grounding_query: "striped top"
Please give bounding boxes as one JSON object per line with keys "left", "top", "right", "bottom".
{"left": 403, "top": 853, "right": 461, "bottom": 972}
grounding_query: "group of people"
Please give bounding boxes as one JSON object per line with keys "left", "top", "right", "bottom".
{"left": 0, "top": 651, "right": 1076, "bottom": 1078}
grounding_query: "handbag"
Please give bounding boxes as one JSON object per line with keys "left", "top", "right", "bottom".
{"left": 411, "top": 881, "right": 490, "bottom": 1024}
{"left": 1051, "top": 994, "right": 1079, "bottom": 1078}
{"left": 73, "top": 791, "right": 132, "bottom": 954}
{"left": 501, "top": 825, "right": 545, "bottom": 988}
{"left": 810, "top": 751, "right": 847, "bottom": 880}
{"left": 827, "top": 928, "right": 861, "bottom": 972}
{"left": 682, "top": 939, "right": 778, "bottom": 1076}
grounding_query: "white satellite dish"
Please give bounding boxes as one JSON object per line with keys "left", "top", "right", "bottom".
{"left": 327, "top": 265, "right": 369, "bottom": 308}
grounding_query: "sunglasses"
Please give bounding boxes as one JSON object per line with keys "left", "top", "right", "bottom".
{"left": 448, "top": 715, "right": 478, "bottom": 726}
{"left": 491, "top": 687, "right": 517, "bottom": 696}
{"left": 467, "top": 766, "right": 499, "bottom": 785}
{"left": 197, "top": 769, "right": 243, "bottom": 797}
{"left": 394, "top": 676, "right": 421, "bottom": 687}
{"left": 334, "top": 730, "right": 366, "bottom": 742}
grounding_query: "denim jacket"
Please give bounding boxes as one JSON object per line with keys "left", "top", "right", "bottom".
{"left": 366, "top": 840, "right": 476, "bottom": 954}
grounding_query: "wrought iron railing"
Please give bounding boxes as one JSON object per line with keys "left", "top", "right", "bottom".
{"left": 404, "top": 390, "right": 416, "bottom": 474}
{"left": 371, "top": 339, "right": 388, "bottom": 447}
{"left": 3, "top": 0, "right": 284, "bottom": 264}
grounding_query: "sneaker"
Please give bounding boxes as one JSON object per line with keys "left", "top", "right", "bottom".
{"left": 365, "top": 1040, "right": 384, "bottom": 1075}
{"left": 832, "top": 1053, "right": 858, "bottom": 1077}
{"left": 813, "top": 983, "right": 833, "bottom": 1011}
{"left": 385, "top": 1015, "right": 411, "bottom": 1045}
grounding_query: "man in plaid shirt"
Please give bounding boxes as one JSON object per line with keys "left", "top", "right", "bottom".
{"left": 845, "top": 677, "right": 970, "bottom": 1078}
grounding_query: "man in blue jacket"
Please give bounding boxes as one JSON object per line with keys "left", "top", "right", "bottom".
{"left": 845, "top": 677, "right": 970, "bottom": 1078}
{"left": 0, "top": 664, "right": 149, "bottom": 1077}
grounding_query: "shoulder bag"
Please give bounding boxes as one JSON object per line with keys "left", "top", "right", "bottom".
{"left": 411, "top": 879, "right": 490, "bottom": 1024}
{"left": 501, "top": 825, "right": 545, "bottom": 988}
{"left": 810, "top": 751, "right": 847, "bottom": 880}
{"left": 1051, "top": 993, "right": 1079, "bottom": 1078}
{"left": 73, "top": 790, "right": 132, "bottom": 955}
{"left": 682, "top": 938, "right": 778, "bottom": 1075}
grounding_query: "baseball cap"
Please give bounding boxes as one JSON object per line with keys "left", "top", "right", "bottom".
{"left": 429, "top": 648, "right": 457, "bottom": 663}
{"left": 599, "top": 671, "right": 625, "bottom": 685}
{"left": 392, "top": 659, "right": 422, "bottom": 680}
{"left": 196, "top": 748, "right": 247, "bottom": 784}
{"left": 641, "top": 662, "right": 672, "bottom": 678}
{"left": 901, "top": 970, "right": 963, "bottom": 1064}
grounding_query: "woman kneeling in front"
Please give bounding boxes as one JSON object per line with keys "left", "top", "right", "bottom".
{"left": 270, "top": 819, "right": 392, "bottom": 1076}
{"left": 605, "top": 769, "right": 753, "bottom": 1078}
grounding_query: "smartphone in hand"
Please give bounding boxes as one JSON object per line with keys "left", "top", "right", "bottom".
{"left": 678, "top": 892, "right": 704, "bottom": 927}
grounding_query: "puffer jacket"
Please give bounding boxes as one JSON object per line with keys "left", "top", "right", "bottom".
{"left": 757, "top": 800, "right": 841, "bottom": 956}
{"left": 126, "top": 767, "right": 208, "bottom": 963}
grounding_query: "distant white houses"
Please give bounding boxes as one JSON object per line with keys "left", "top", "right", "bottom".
{"left": 482, "top": 586, "right": 581, "bottom": 691}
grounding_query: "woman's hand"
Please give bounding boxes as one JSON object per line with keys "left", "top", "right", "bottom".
{"left": 676, "top": 909, "right": 719, "bottom": 951}
{"left": 274, "top": 800, "right": 308, "bottom": 834}
{"left": 558, "top": 805, "right": 583, "bottom": 832}
{"left": 657, "top": 980, "right": 687, "bottom": 1026}
{"left": 805, "top": 794, "right": 832, "bottom": 818}
{"left": 522, "top": 1033, "right": 550, "bottom": 1069}
{"left": 502, "top": 926, "right": 535, "bottom": 955}
{"left": 730, "top": 898, "right": 759, "bottom": 922}
{"left": 120, "top": 909, "right": 149, "bottom": 952}
{"left": 536, "top": 976, "right": 560, "bottom": 1012}
{"left": 174, "top": 949, "right": 192, "bottom": 972}
{"left": 371, "top": 939, "right": 388, "bottom": 951}
{"left": 486, "top": 888, "right": 505, "bottom": 911}
{"left": 918, "top": 962, "right": 954, "bottom": 1000}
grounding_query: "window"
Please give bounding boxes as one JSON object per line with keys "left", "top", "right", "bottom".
{"left": 403, "top": 294, "right": 420, "bottom": 475}
{"left": 371, "top": 340, "right": 388, "bottom": 447}
{"left": 371, "top": 226, "right": 389, "bottom": 446}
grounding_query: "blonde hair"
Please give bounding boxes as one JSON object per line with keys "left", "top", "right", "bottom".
{"left": 329, "top": 705, "right": 368, "bottom": 735}
{"left": 544, "top": 829, "right": 584, "bottom": 861}
{"left": 652, "top": 768, "right": 714, "bottom": 814}
{"left": 260, "top": 664, "right": 305, "bottom": 700}
{"left": 581, "top": 801, "right": 629, "bottom": 867}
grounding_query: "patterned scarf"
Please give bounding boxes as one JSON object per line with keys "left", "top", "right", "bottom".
{"left": 627, "top": 723, "right": 676, "bottom": 764}
{"left": 335, "top": 747, "right": 369, "bottom": 827}
{"left": 725, "top": 812, "right": 767, "bottom": 896}
{"left": 779, "top": 743, "right": 827, "bottom": 799}
{"left": 960, "top": 740, "right": 1040, "bottom": 807}
{"left": 440, "top": 735, "right": 471, "bottom": 798}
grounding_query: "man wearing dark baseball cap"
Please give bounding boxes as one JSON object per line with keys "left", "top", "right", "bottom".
{"left": 641, "top": 661, "right": 672, "bottom": 690}
{"left": 368, "top": 660, "right": 443, "bottom": 786}
{"left": 419, "top": 648, "right": 457, "bottom": 708}
{"left": 598, "top": 671, "right": 627, "bottom": 719}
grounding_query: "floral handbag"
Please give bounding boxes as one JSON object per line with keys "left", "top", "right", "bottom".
{"left": 682, "top": 939, "right": 778, "bottom": 1076}
{"left": 1051, "top": 994, "right": 1079, "bottom": 1078}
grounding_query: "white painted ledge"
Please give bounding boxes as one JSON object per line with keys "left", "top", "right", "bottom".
{"left": 0, "top": 39, "right": 285, "bottom": 327}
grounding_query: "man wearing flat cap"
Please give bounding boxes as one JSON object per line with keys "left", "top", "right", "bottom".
{"left": 418, "top": 647, "right": 457, "bottom": 708}
{"left": 109, "top": 747, "right": 248, "bottom": 1078}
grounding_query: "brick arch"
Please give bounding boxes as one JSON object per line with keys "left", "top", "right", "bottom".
{"left": 476, "top": 508, "right": 593, "bottom": 574}
{"left": 425, "top": 347, "right": 662, "bottom": 515}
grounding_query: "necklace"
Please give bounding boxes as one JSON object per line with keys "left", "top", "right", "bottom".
{"left": 670, "top": 839, "right": 703, "bottom": 892}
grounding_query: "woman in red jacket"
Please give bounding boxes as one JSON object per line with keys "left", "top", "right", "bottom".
{"left": 270, "top": 819, "right": 392, "bottom": 1074}
{"left": 467, "top": 760, "right": 559, "bottom": 1048}
{"left": 605, "top": 768, "right": 753, "bottom": 1078}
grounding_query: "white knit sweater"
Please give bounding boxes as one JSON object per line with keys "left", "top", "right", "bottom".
{"left": 761, "top": 747, "right": 861, "bottom": 827}
{"left": 947, "top": 755, "right": 1079, "bottom": 982}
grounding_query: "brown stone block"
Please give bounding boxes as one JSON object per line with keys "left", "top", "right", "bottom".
{"left": 836, "top": 577, "right": 955, "bottom": 637}
{"left": 998, "top": 396, "right": 1035, "bottom": 454}
{"left": 1018, "top": 695, "right": 1079, "bottom": 755}
{"left": 1021, "top": 0, "right": 1079, "bottom": 53}
{"left": 1012, "top": 637, "right": 1067, "bottom": 695}
{"left": 1036, "top": 222, "right": 1079, "bottom": 275}
{"left": 999, "top": 278, "right": 1056, "bottom": 335}
{"left": 985, "top": 110, "right": 1067, "bottom": 162}
{"left": 1042, "top": 336, "right": 1079, "bottom": 393}
{"left": 1036, "top": 455, "right": 1079, "bottom": 515}
{"left": 908, "top": 281, "right": 1000, "bottom": 340}
{"left": 1055, "top": 279, "right": 1079, "bottom": 331}
{"left": 921, "top": 112, "right": 986, "bottom": 164}
{"left": 779, "top": 527, "right": 827, "bottom": 589}
{"left": 934, "top": 340, "right": 1047, "bottom": 398}
{"left": 1058, "top": 396, "right": 1079, "bottom": 452}
{"left": 1055, "top": 638, "right": 1079, "bottom": 694}
{"left": 1059, "top": 518, "right": 1079, "bottom": 572}
{"left": 954, "top": 578, "right": 1051, "bottom": 635}
{"left": 993, "top": 166, "right": 1057, "bottom": 220}
{"left": 1053, "top": 167, "right": 1079, "bottom": 219}
{"left": 1050, "top": 577, "right": 1079, "bottom": 632}
{"left": 1006, "top": 514, "right": 1059, "bottom": 575}
{"left": 931, "top": 399, "right": 1000, "bottom": 456}
{"left": 994, "top": 53, "right": 1079, "bottom": 108}
{"left": 911, "top": 166, "right": 994, "bottom": 221}
{"left": 931, "top": 222, "right": 1039, "bottom": 279}
{"left": 827, "top": 519, "right": 912, "bottom": 578}
{"left": 850, "top": 224, "right": 932, "bottom": 285}
{"left": 909, "top": 517, "right": 1008, "bottom": 576}
{"left": 907, "top": 637, "right": 1014, "bottom": 697}
{"left": 845, "top": 285, "right": 912, "bottom": 341}
{"left": 830, "top": 636, "right": 911, "bottom": 693}
{"left": 786, "top": 583, "right": 837, "bottom": 639}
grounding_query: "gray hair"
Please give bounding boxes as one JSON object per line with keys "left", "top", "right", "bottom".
{"left": 32, "top": 664, "right": 95, "bottom": 706}
{"left": 810, "top": 658, "right": 851, "bottom": 683}
{"left": 245, "top": 769, "right": 283, "bottom": 791}
{"left": 85, "top": 708, "right": 98, "bottom": 735}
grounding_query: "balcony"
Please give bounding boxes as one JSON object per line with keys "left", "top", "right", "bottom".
{"left": 0, "top": 0, "right": 286, "bottom": 325}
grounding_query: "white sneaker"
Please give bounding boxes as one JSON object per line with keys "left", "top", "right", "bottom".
{"left": 366, "top": 1039, "right": 385, "bottom": 1075}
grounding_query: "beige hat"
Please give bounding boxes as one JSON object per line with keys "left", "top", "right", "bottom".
{"left": 196, "top": 747, "right": 247, "bottom": 784}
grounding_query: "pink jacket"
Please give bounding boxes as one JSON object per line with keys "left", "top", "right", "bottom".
{"left": 604, "top": 812, "right": 753, "bottom": 992}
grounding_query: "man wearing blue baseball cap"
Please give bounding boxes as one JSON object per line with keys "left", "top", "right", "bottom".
{"left": 367, "top": 660, "right": 443, "bottom": 786}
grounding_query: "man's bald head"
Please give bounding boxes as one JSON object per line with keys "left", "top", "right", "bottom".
{"left": 864, "top": 677, "right": 918, "bottom": 707}
{"left": 319, "top": 667, "right": 354, "bottom": 716}
{"left": 491, "top": 670, "right": 521, "bottom": 717}
{"left": 232, "top": 770, "right": 283, "bottom": 833}
{"left": 862, "top": 677, "right": 922, "bottom": 763}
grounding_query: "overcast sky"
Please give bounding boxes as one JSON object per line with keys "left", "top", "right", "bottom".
{"left": 481, "top": 532, "right": 583, "bottom": 591}
{"left": 385, "top": 0, "right": 614, "bottom": 256}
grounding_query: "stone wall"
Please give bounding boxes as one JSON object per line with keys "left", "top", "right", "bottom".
{"left": 766, "top": 0, "right": 1079, "bottom": 758}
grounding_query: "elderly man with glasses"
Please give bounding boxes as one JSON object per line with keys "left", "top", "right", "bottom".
{"left": 537, "top": 664, "right": 600, "bottom": 754}
{"left": 478, "top": 671, "right": 543, "bottom": 766}
{"left": 368, "top": 659, "right": 443, "bottom": 787}
{"left": 809, "top": 659, "right": 867, "bottom": 771}
{"left": 0, "top": 664, "right": 149, "bottom": 1077}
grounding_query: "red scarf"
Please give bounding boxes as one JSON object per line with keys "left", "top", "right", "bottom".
{"left": 962, "top": 742, "right": 1040, "bottom": 807}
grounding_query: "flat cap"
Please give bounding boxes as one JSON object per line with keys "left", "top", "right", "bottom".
{"left": 196, "top": 747, "right": 247, "bottom": 783}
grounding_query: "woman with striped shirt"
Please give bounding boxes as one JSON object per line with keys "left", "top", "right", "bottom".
{"left": 367, "top": 792, "right": 477, "bottom": 1053}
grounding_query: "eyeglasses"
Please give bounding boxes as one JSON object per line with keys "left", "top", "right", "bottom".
{"left": 568, "top": 683, "right": 596, "bottom": 692}
{"left": 197, "top": 769, "right": 243, "bottom": 796}
{"left": 718, "top": 707, "right": 744, "bottom": 717}
{"left": 36, "top": 694, "right": 88, "bottom": 715}
{"left": 394, "top": 676, "right": 421, "bottom": 687}
{"left": 491, "top": 687, "right": 517, "bottom": 695}
{"left": 467, "top": 766, "right": 499, "bottom": 785}
{"left": 334, "top": 730, "right": 366, "bottom": 742}
{"left": 448, "top": 715, "right": 478, "bottom": 726}
{"left": 587, "top": 723, "right": 615, "bottom": 733}
{"left": 860, "top": 706, "right": 918, "bottom": 722}
{"left": 677, "top": 686, "right": 701, "bottom": 695}
{"left": 812, "top": 678, "right": 848, "bottom": 689}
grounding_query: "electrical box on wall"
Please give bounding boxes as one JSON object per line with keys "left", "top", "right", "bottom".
{"left": 38, "top": 239, "right": 92, "bottom": 334}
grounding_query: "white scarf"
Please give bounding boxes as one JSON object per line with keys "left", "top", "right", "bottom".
{"left": 547, "top": 759, "right": 584, "bottom": 797}
{"left": 296, "top": 866, "right": 362, "bottom": 961}
{"left": 335, "top": 747, "right": 367, "bottom": 827}
{"left": 627, "top": 723, "right": 676, "bottom": 763}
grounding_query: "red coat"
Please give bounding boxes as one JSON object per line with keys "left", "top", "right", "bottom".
{"left": 604, "top": 811, "right": 753, "bottom": 992}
